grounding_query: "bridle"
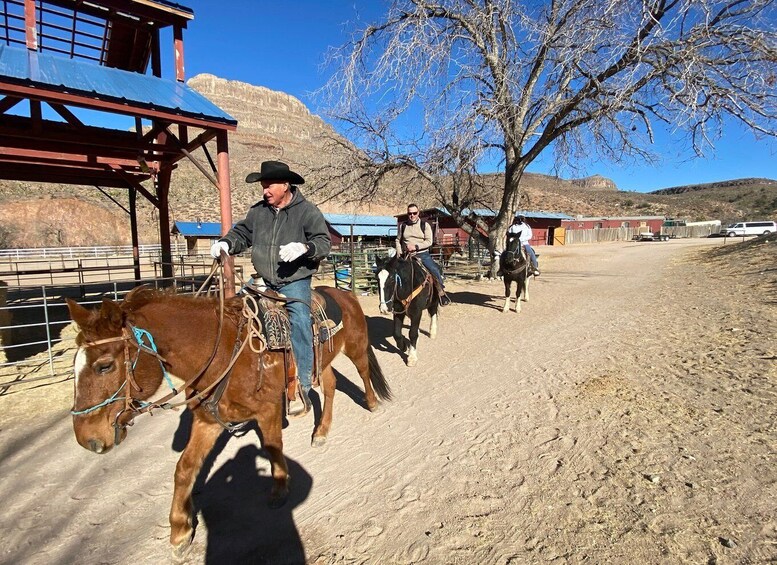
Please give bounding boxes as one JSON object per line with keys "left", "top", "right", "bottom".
{"left": 502, "top": 237, "right": 528, "bottom": 275}
{"left": 380, "top": 255, "right": 433, "bottom": 314}
{"left": 70, "top": 261, "right": 265, "bottom": 444}
{"left": 70, "top": 326, "right": 174, "bottom": 446}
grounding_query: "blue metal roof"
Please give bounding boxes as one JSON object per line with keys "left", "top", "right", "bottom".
{"left": 329, "top": 225, "right": 397, "bottom": 237}
{"left": 0, "top": 45, "right": 236, "bottom": 126}
{"left": 323, "top": 213, "right": 397, "bottom": 226}
{"left": 172, "top": 221, "right": 224, "bottom": 237}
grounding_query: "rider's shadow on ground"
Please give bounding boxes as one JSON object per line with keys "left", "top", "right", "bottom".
{"left": 171, "top": 415, "right": 312, "bottom": 564}
{"left": 446, "top": 289, "right": 502, "bottom": 311}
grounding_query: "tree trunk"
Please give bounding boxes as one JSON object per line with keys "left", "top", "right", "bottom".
{"left": 487, "top": 158, "right": 525, "bottom": 278}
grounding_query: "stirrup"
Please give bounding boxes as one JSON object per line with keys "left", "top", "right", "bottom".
{"left": 287, "top": 384, "right": 311, "bottom": 418}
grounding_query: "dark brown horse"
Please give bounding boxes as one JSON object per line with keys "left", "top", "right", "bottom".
{"left": 499, "top": 234, "right": 531, "bottom": 313}
{"left": 66, "top": 285, "right": 390, "bottom": 557}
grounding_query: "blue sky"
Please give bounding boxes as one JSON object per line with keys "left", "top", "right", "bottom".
{"left": 175, "top": 1, "right": 775, "bottom": 193}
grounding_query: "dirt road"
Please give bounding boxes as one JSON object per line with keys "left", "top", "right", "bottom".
{"left": 1, "top": 238, "right": 774, "bottom": 564}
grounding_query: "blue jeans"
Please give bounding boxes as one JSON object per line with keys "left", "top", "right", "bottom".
{"left": 268, "top": 277, "right": 313, "bottom": 392}
{"left": 523, "top": 243, "right": 538, "bottom": 269}
{"left": 418, "top": 251, "right": 444, "bottom": 287}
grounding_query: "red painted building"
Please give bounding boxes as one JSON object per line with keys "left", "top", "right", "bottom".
{"left": 394, "top": 208, "right": 574, "bottom": 249}
{"left": 561, "top": 216, "right": 665, "bottom": 233}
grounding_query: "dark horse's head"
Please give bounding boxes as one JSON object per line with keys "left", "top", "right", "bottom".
{"left": 376, "top": 253, "right": 431, "bottom": 314}
{"left": 500, "top": 233, "right": 527, "bottom": 273}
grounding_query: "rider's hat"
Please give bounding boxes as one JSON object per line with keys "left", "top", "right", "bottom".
{"left": 246, "top": 161, "right": 305, "bottom": 185}
{"left": 515, "top": 213, "right": 526, "bottom": 221}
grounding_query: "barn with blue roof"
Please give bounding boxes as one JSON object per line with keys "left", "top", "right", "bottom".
{"left": 324, "top": 214, "right": 398, "bottom": 247}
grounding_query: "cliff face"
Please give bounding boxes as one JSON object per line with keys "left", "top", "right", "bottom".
{"left": 188, "top": 74, "right": 338, "bottom": 158}
{"left": 571, "top": 175, "right": 618, "bottom": 191}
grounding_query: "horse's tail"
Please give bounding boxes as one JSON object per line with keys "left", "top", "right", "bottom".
{"left": 367, "top": 346, "right": 392, "bottom": 401}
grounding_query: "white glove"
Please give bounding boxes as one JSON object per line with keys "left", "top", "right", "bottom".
{"left": 210, "top": 241, "right": 229, "bottom": 259}
{"left": 279, "top": 242, "right": 308, "bottom": 262}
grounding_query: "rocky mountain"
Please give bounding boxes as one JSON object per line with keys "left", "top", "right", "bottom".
{"left": 0, "top": 74, "right": 775, "bottom": 248}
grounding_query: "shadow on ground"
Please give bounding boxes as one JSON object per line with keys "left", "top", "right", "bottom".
{"left": 172, "top": 413, "right": 312, "bottom": 564}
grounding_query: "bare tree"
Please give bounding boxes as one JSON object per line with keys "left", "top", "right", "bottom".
{"left": 323, "top": 0, "right": 777, "bottom": 271}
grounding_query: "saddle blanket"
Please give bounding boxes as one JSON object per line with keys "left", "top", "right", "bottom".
{"left": 252, "top": 288, "right": 343, "bottom": 350}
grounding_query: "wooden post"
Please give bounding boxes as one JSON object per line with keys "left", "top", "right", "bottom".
{"left": 349, "top": 224, "right": 356, "bottom": 294}
{"left": 216, "top": 131, "right": 234, "bottom": 296}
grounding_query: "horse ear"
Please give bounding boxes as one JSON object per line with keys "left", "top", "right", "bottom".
{"left": 100, "top": 298, "right": 125, "bottom": 329}
{"left": 66, "top": 298, "right": 92, "bottom": 329}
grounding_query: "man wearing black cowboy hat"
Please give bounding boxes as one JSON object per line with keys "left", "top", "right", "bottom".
{"left": 211, "top": 160, "right": 331, "bottom": 417}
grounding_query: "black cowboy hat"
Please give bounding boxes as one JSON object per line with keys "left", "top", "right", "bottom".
{"left": 246, "top": 160, "right": 305, "bottom": 185}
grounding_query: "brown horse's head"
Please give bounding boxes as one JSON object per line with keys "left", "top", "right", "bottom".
{"left": 66, "top": 294, "right": 166, "bottom": 454}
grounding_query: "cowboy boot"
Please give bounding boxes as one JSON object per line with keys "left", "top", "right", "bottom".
{"left": 435, "top": 279, "right": 452, "bottom": 306}
{"left": 288, "top": 383, "right": 312, "bottom": 418}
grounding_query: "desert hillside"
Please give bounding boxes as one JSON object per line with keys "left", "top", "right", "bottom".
{"left": 0, "top": 74, "right": 774, "bottom": 248}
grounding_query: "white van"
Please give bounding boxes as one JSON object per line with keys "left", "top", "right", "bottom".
{"left": 725, "top": 221, "right": 777, "bottom": 237}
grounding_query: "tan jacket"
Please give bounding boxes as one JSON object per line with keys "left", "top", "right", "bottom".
{"left": 396, "top": 219, "right": 433, "bottom": 255}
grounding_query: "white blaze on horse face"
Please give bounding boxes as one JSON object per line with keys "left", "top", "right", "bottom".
{"left": 73, "top": 347, "right": 88, "bottom": 404}
{"left": 377, "top": 269, "right": 389, "bottom": 314}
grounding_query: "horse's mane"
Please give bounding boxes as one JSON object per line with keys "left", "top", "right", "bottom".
{"left": 121, "top": 287, "right": 244, "bottom": 323}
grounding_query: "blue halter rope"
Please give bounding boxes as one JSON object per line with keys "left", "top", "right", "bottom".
{"left": 70, "top": 325, "right": 175, "bottom": 416}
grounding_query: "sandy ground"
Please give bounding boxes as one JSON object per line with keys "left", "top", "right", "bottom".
{"left": 0, "top": 237, "right": 775, "bottom": 564}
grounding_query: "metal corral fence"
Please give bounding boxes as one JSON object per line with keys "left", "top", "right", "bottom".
{"left": 0, "top": 242, "right": 497, "bottom": 391}
{"left": 0, "top": 258, "right": 242, "bottom": 392}
{"left": 325, "top": 241, "right": 494, "bottom": 292}
{"left": 0, "top": 243, "right": 187, "bottom": 260}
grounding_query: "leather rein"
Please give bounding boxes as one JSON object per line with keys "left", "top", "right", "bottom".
{"left": 71, "top": 261, "right": 266, "bottom": 444}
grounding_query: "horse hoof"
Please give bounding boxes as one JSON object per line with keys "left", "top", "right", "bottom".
{"left": 368, "top": 403, "right": 384, "bottom": 414}
{"left": 171, "top": 535, "right": 193, "bottom": 561}
{"left": 311, "top": 435, "right": 327, "bottom": 448}
{"left": 406, "top": 357, "right": 417, "bottom": 367}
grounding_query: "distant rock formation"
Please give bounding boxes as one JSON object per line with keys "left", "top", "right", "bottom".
{"left": 188, "top": 74, "right": 342, "bottom": 165}
{"left": 571, "top": 174, "right": 618, "bottom": 191}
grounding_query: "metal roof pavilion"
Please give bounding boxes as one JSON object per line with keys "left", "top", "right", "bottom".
{"left": 0, "top": 0, "right": 239, "bottom": 286}
{"left": 0, "top": 44, "right": 236, "bottom": 127}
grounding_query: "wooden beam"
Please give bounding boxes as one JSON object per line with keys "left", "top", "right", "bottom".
{"left": 0, "top": 146, "right": 151, "bottom": 168}
{"left": 217, "top": 130, "right": 235, "bottom": 295}
{"left": 0, "top": 163, "right": 150, "bottom": 187}
{"left": 174, "top": 24, "right": 185, "bottom": 82}
{"left": 24, "top": 0, "right": 37, "bottom": 50}
{"left": 48, "top": 103, "right": 84, "bottom": 126}
{"left": 163, "top": 126, "right": 220, "bottom": 190}
{"left": 0, "top": 97, "right": 23, "bottom": 114}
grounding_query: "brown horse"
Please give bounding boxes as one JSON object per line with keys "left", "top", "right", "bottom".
{"left": 431, "top": 243, "right": 464, "bottom": 266}
{"left": 66, "top": 285, "right": 391, "bottom": 557}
